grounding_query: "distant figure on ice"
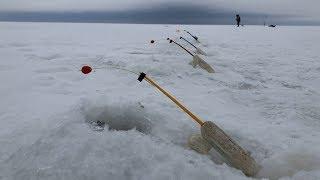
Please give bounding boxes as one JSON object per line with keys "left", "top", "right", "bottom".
{"left": 236, "top": 14, "right": 241, "bottom": 27}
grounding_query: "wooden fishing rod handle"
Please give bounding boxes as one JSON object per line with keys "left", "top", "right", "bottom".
{"left": 167, "top": 38, "right": 194, "bottom": 57}
{"left": 138, "top": 72, "right": 205, "bottom": 126}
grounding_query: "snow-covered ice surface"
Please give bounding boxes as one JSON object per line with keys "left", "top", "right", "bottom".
{"left": 0, "top": 22, "right": 320, "bottom": 180}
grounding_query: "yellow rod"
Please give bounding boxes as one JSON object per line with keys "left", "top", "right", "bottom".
{"left": 144, "top": 75, "right": 204, "bottom": 126}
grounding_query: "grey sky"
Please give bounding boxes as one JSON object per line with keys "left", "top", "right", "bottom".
{"left": 0, "top": 0, "right": 319, "bottom": 25}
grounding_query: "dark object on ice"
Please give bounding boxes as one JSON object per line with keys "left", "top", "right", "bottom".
{"left": 138, "top": 72, "right": 146, "bottom": 82}
{"left": 184, "top": 30, "right": 199, "bottom": 41}
{"left": 236, "top": 14, "right": 241, "bottom": 27}
{"left": 268, "top": 24, "right": 276, "bottom": 27}
{"left": 138, "top": 102, "right": 145, "bottom": 108}
{"left": 88, "top": 120, "right": 105, "bottom": 132}
{"left": 96, "top": 120, "right": 105, "bottom": 127}
{"left": 150, "top": 40, "right": 155, "bottom": 44}
{"left": 81, "top": 65, "right": 92, "bottom": 74}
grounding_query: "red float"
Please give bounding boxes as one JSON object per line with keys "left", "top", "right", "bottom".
{"left": 81, "top": 65, "right": 92, "bottom": 74}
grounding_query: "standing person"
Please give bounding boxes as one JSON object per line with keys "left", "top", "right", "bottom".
{"left": 236, "top": 14, "right": 241, "bottom": 27}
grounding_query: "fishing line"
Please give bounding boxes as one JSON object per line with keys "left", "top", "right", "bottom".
{"left": 95, "top": 65, "right": 139, "bottom": 76}
{"left": 81, "top": 61, "right": 139, "bottom": 76}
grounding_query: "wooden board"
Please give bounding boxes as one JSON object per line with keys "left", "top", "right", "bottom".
{"left": 201, "top": 121, "right": 260, "bottom": 176}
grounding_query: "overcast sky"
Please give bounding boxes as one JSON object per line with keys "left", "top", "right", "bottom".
{"left": 0, "top": 0, "right": 319, "bottom": 25}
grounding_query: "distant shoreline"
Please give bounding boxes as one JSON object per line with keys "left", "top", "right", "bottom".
{"left": 1, "top": 20, "right": 319, "bottom": 26}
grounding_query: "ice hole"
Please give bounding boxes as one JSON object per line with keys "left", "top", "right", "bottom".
{"left": 84, "top": 103, "right": 152, "bottom": 134}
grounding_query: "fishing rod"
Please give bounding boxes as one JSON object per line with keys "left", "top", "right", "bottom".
{"left": 138, "top": 72, "right": 204, "bottom": 125}
{"left": 137, "top": 72, "right": 257, "bottom": 176}
{"left": 180, "top": 36, "right": 197, "bottom": 49}
{"left": 167, "top": 38, "right": 194, "bottom": 57}
{"left": 180, "top": 36, "right": 207, "bottom": 56}
{"left": 167, "top": 38, "right": 214, "bottom": 73}
{"left": 184, "top": 30, "right": 199, "bottom": 41}
{"left": 81, "top": 65, "right": 258, "bottom": 176}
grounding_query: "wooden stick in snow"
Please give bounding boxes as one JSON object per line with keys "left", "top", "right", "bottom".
{"left": 138, "top": 72, "right": 259, "bottom": 176}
